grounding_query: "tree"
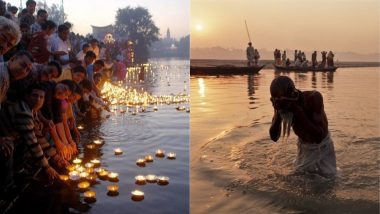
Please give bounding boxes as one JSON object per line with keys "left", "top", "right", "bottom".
{"left": 37, "top": 1, "right": 67, "bottom": 25}
{"left": 114, "top": 6, "right": 159, "bottom": 63}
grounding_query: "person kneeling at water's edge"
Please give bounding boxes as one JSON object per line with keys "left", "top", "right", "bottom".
{"left": 269, "top": 76, "right": 336, "bottom": 177}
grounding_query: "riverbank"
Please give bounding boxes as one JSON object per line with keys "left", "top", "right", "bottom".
{"left": 191, "top": 59, "right": 380, "bottom": 69}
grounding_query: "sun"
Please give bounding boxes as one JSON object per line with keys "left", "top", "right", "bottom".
{"left": 195, "top": 24, "right": 203, "bottom": 31}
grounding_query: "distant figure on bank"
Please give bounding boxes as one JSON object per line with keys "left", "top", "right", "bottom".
{"left": 311, "top": 51, "right": 317, "bottom": 67}
{"left": 327, "top": 51, "right": 335, "bottom": 67}
{"left": 269, "top": 76, "right": 336, "bottom": 176}
{"left": 253, "top": 49, "right": 260, "bottom": 66}
{"left": 246, "top": 42, "right": 255, "bottom": 67}
{"left": 294, "top": 50, "right": 298, "bottom": 63}
{"left": 319, "top": 51, "right": 327, "bottom": 68}
{"left": 285, "top": 58, "right": 291, "bottom": 67}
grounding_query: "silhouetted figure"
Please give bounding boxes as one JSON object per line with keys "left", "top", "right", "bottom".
{"left": 327, "top": 51, "right": 335, "bottom": 67}
{"left": 319, "top": 51, "right": 327, "bottom": 68}
{"left": 246, "top": 42, "right": 255, "bottom": 67}
{"left": 311, "top": 51, "right": 317, "bottom": 67}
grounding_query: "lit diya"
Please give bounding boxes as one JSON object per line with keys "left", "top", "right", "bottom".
{"left": 135, "top": 175, "right": 146, "bottom": 185}
{"left": 90, "top": 159, "right": 101, "bottom": 167}
{"left": 136, "top": 159, "right": 146, "bottom": 167}
{"left": 186, "top": 108, "right": 190, "bottom": 113}
{"left": 107, "top": 185, "right": 119, "bottom": 196}
{"left": 84, "top": 190, "right": 96, "bottom": 203}
{"left": 108, "top": 172, "right": 119, "bottom": 182}
{"left": 155, "top": 149, "right": 165, "bottom": 158}
{"left": 120, "top": 109, "right": 126, "bottom": 113}
{"left": 77, "top": 181, "right": 90, "bottom": 192}
{"left": 157, "top": 176, "right": 169, "bottom": 185}
{"left": 114, "top": 148, "right": 123, "bottom": 155}
{"left": 59, "top": 175, "right": 69, "bottom": 182}
{"left": 85, "top": 163, "right": 94, "bottom": 168}
{"left": 131, "top": 190, "right": 144, "bottom": 201}
{"left": 153, "top": 106, "right": 158, "bottom": 111}
{"left": 79, "top": 172, "right": 89, "bottom": 179}
{"left": 73, "top": 158, "right": 82, "bottom": 165}
{"left": 167, "top": 152, "right": 176, "bottom": 160}
{"left": 66, "top": 165, "right": 76, "bottom": 172}
{"left": 77, "top": 125, "right": 84, "bottom": 130}
{"left": 145, "top": 174, "right": 157, "bottom": 183}
{"left": 145, "top": 155, "right": 154, "bottom": 163}
{"left": 98, "top": 170, "right": 109, "bottom": 180}
{"left": 86, "top": 174, "right": 97, "bottom": 184}
{"left": 86, "top": 144, "right": 96, "bottom": 149}
{"left": 93, "top": 140, "right": 103, "bottom": 145}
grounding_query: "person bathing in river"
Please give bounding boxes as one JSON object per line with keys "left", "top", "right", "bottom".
{"left": 269, "top": 76, "right": 336, "bottom": 177}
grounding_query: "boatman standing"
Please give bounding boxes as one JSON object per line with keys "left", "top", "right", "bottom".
{"left": 269, "top": 76, "right": 337, "bottom": 177}
{"left": 246, "top": 42, "right": 255, "bottom": 67}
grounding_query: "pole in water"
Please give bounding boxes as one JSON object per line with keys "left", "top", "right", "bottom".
{"left": 245, "top": 20, "right": 252, "bottom": 43}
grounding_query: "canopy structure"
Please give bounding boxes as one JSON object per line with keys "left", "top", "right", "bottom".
{"left": 91, "top": 25, "right": 114, "bottom": 41}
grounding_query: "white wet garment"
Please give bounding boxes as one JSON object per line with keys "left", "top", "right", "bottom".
{"left": 294, "top": 132, "right": 337, "bottom": 176}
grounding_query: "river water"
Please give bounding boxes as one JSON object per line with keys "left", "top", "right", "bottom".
{"left": 75, "top": 58, "right": 189, "bottom": 214}
{"left": 190, "top": 67, "right": 379, "bottom": 213}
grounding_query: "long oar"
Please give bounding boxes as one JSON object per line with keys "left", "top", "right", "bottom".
{"left": 245, "top": 20, "right": 252, "bottom": 43}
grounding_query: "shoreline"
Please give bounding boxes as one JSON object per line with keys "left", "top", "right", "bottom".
{"left": 190, "top": 59, "right": 380, "bottom": 69}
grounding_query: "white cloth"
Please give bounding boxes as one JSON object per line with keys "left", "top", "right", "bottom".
{"left": 294, "top": 133, "right": 337, "bottom": 176}
{"left": 50, "top": 36, "right": 70, "bottom": 69}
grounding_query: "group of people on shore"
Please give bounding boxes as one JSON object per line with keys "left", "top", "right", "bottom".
{"left": 0, "top": 0, "right": 129, "bottom": 211}
{"left": 274, "top": 49, "right": 335, "bottom": 68}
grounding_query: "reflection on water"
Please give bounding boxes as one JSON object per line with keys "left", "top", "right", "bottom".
{"left": 74, "top": 59, "right": 189, "bottom": 214}
{"left": 191, "top": 67, "right": 379, "bottom": 213}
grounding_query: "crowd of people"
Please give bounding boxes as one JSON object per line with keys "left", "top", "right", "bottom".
{"left": 0, "top": 0, "right": 132, "bottom": 211}
{"left": 274, "top": 49, "right": 335, "bottom": 68}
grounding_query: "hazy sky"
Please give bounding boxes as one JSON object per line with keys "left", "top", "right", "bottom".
{"left": 191, "top": 0, "right": 379, "bottom": 54}
{"left": 8, "top": 0, "right": 189, "bottom": 39}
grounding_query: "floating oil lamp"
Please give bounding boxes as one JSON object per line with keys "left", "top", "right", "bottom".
{"left": 135, "top": 175, "right": 146, "bottom": 185}
{"left": 90, "top": 159, "right": 101, "bottom": 167}
{"left": 59, "top": 175, "right": 69, "bottom": 182}
{"left": 73, "top": 158, "right": 82, "bottom": 165}
{"left": 86, "top": 168, "right": 94, "bottom": 174}
{"left": 79, "top": 172, "right": 89, "bottom": 180}
{"left": 85, "top": 163, "right": 94, "bottom": 168}
{"left": 107, "top": 185, "right": 119, "bottom": 196}
{"left": 78, "top": 181, "right": 90, "bottom": 192}
{"left": 95, "top": 167, "right": 105, "bottom": 174}
{"left": 157, "top": 176, "right": 169, "bottom": 185}
{"left": 155, "top": 149, "right": 165, "bottom": 158}
{"left": 84, "top": 190, "right": 96, "bottom": 203}
{"left": 145, "top": 174, "right": 157, "bottom": 183}
{"left": 76, "top": 166, "right": 85, "bottom": 172}
{"left": 77, "top": 125, "right": 84, "bottom": 130}
{"left": 66, "top": 165, "right": 76, "bottom": 172}
{"left": 145, "top": 155, "right": 154, "bottom": 163}
{"left": 114, "top": 148, "right": 123, "bottom": 155}
{"left": 108, "top": 172, "right": 119, "bottom": 182}
{"left": 86, "top": 174, "right": 97, "bottom": 184}
{"left": 93, "top": 140, "right": 103, "bottom": 145}
{"left": 136, "top": 159, "right": 146, "bottom": 167}
{"left": 141, "top": 107, "right": 146, "bottom": 112}
{"left": 86, "top": 144, "right": 96, "bottom": 149}
{"left": 167, "top": 152, "right": 176, "bottom": 160}
{"left": 153, "top": 106, "right": 158, "bottom": 111}
{"left": 98, "top": 170, "right": 109, "bottom": 180}
{"left": 132, "top": 111, "right": 137, "bottom": 115}
{"left": 186, "top": 108, "right": 190, "bottom": 113}
{"left": 131, "top": 190, "right": 144, "bottom": 201}
{"left": 120, "top": 109, "right": 126, "bottom": 113}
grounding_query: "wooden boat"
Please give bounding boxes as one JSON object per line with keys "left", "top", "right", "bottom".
{"left": 190, "top": 64, "right": 265, "bottom": 75}
{"left": 273, "top": 64, "right": 338, "bottom": 72}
